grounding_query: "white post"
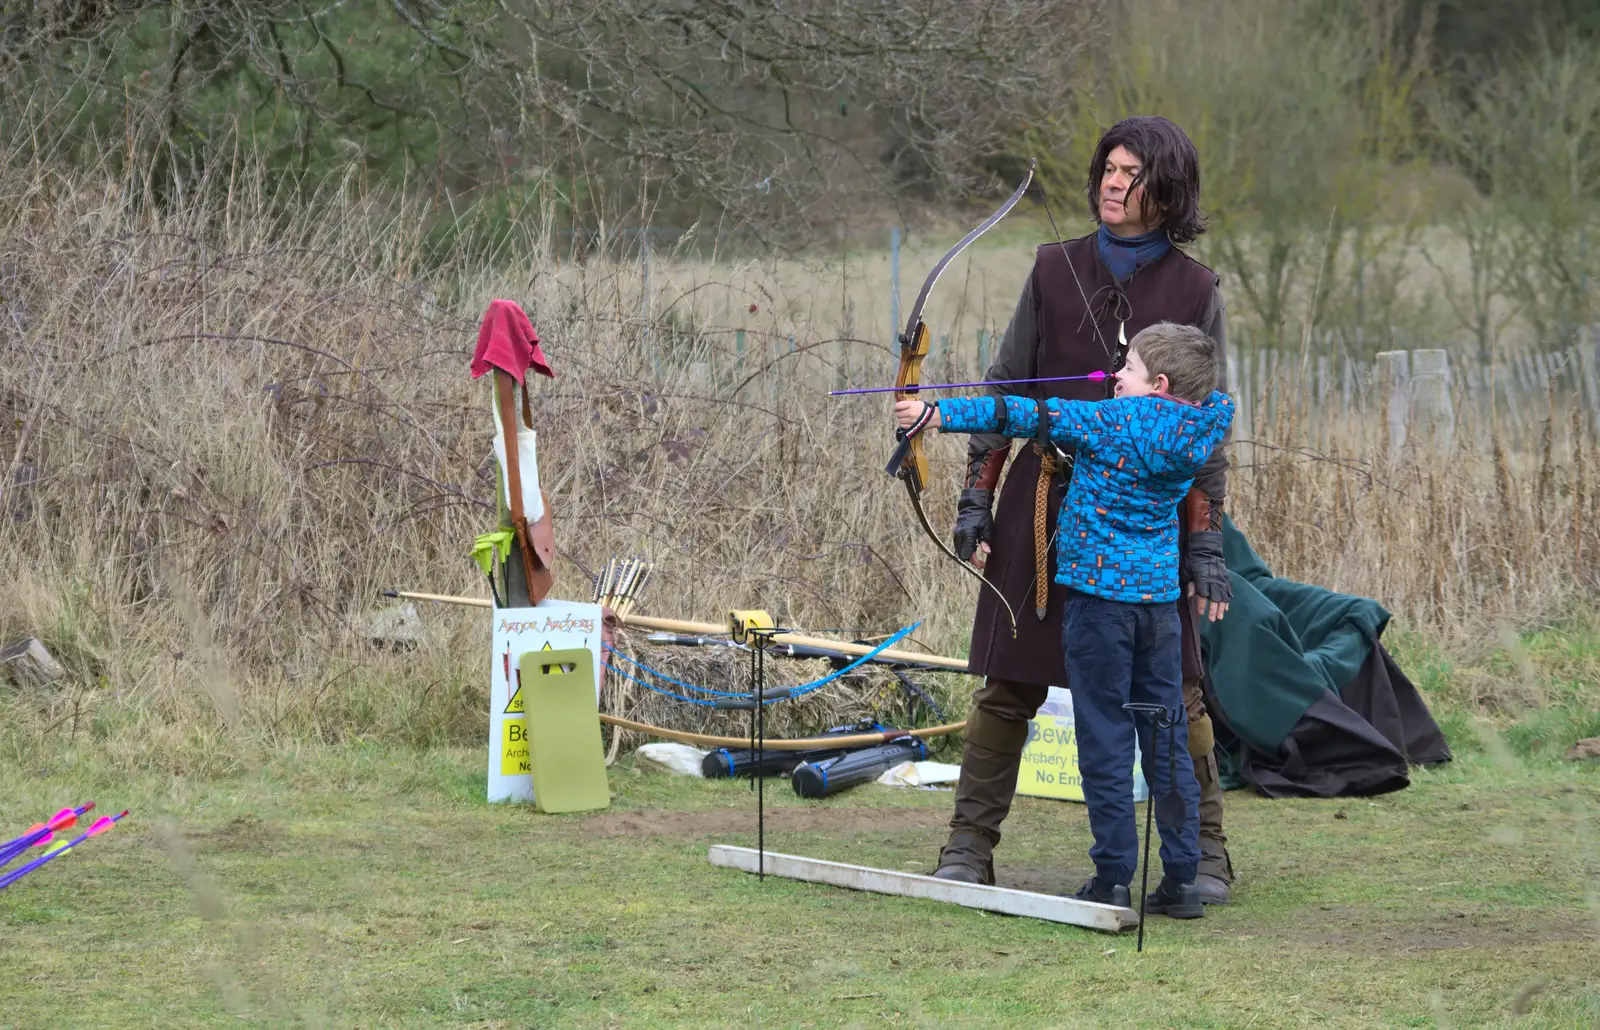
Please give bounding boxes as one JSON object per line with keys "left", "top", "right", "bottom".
{"left": 1374, "top": 350, "right": 1411, "bottom": 456}
{"left": 1410, "top": 349, "right": 1454, "bottom": 454}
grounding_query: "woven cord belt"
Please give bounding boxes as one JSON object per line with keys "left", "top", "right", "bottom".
{"left": 1032, "top": 449, "right": 1058, "bottom": 619}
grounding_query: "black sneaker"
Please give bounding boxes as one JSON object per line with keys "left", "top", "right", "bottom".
{"left": 1144, "top": 875, "right": 1205, "bottom": 919}
{"left": 1073, "top": 877, "right": 1132, "bottom": 907}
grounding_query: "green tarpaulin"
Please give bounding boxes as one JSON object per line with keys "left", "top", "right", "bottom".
{"left": 1195, "top": 516, "right": 1450, "bottom": 796}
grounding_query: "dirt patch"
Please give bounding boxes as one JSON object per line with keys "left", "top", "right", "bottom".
{"left": 1290, "top": 908, "right": 1597, "bottom": 953}
{"left": 582, "top": 806, "right": 950, "bottom": 839}
{"left": 195, "top": 814, "right": 280, "bottom": 851}
{"left": 994, "top": 866, "right": 1095, "bottom": 897}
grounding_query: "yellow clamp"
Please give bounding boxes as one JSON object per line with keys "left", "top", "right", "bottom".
{"left": 728, "top": 609, "right": 773, "bottom": 645}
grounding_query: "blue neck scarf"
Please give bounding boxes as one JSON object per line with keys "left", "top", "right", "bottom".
{"left": 1097, "top": 223, "right": 1171, "bottom": 284}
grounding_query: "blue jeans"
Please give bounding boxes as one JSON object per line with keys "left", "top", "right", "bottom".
{"left": 1063, "top": 591, "right": 1201, "bottom": 885}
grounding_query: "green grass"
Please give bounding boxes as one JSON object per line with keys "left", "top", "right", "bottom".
{"left": 2, "top": 737, "right": 1597, "bottom": 1029}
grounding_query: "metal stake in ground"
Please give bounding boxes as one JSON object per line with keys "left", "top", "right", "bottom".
{"left": 749, "top": 625, "right": 788, "bottom": 882}
{"left": 1123, "top": 701, "right": 1183, "bottom": 953}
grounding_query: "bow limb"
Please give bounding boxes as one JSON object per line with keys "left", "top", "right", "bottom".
{"left": 903, "top": 475, "right": 1018, "bottom": 635}
{"left": 884, "top": 162, "right": 1036, "bottom": 638}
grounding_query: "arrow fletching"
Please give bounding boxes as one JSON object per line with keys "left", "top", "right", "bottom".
{"left": 1, "top": 802, "right": 96, "bottom": 867}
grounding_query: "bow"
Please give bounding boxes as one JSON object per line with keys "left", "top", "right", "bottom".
{"left": 885, "top": 160, "right": 1038, "bottom": 636}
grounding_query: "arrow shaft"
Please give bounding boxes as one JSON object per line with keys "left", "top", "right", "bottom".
{"left": 831, "top": 372, "right": 1106, "bottom": 396}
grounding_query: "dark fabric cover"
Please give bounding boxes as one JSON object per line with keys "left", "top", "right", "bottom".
{"left": 1197, "top": 515, "right": 1452, "bottom": 797}
{"left": 967, "top": 234, "right": 1220, "bottom": 683}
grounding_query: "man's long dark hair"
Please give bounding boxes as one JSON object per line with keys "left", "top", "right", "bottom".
{"left": 1085, "top": 116, "right": 1206, "bottom": 244}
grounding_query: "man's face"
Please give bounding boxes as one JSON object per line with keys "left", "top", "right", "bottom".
{"left": 1099, "top": 144, "right": 1155, "bottom": 236}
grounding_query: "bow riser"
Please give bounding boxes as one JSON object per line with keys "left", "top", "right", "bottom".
{"left": 885, "top": 321, "right": 933, "bottom": 487}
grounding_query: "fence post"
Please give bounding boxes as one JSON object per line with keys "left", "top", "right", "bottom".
{"left": 1410, "top": 349, "right": 1454, "bottom": 454}
{"left": 1583, "top": 325, "right": 1600, "bottom": 420}
{"left": 977, "top": 330, "right": 991, "bottom": 376}
{"left": 1227, "top": 352, "right": 1249, "bottom": 468}
{"left": 1374, "top": 350, "right": 1411, "bottom": 457}
{"left": 640, "top": 228, "right": 651, "bottom": 324}
{"left": 890, "top": 226, "right": 901, "bottom": 353}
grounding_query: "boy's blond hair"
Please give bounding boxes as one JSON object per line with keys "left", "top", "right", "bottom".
{"left": 1129, "top": 322, "right": 1218, "bottom": 403}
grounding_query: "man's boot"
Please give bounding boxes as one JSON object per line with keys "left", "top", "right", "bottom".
{"left": 1190, "top": 713, "right": 1234, "bottom": 904}
{"left": 931, "top": 708, "right": 1029, "bottom": 885}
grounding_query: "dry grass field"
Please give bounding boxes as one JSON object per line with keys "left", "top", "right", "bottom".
{"left": 0, "top": 158, "right": 1595, "bottom": 770}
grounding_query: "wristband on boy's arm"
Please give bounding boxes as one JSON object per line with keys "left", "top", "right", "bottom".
{"left": 905, "top": 400, "right": 937, "bottom": 439}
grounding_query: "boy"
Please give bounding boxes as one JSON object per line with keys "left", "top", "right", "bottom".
{"left": 893, "top": 321, "right": 1233, "bottom": 917}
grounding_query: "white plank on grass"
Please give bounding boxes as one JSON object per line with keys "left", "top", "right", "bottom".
{"left": 707, "top": 845, "right": 1139, "bottom": 934}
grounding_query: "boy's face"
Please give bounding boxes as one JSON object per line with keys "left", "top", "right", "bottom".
{"left": 1114, "top": 347, "right": 1167, "bottom": 398}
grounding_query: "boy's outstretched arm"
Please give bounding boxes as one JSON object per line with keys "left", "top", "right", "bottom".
{"left": 916, "top": 395, "right": 1111, "bottom": 454}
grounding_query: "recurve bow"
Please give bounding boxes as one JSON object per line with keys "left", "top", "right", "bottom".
{"left": 885, "top": 160, "right": 1037, "bottom": 636}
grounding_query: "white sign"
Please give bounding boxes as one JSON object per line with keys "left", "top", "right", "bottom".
{"left": 487, "top": 599, "right": 604, "bottom": 803}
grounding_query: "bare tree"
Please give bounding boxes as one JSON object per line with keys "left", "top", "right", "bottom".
{"left": 1, "top": 0, "right": 1107, "bottom": 234}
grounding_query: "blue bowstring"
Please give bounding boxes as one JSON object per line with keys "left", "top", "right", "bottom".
{"left": 601, "top": 622, "right": 922, "bottom": 708}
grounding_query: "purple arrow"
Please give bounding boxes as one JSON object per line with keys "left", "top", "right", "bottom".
{"left": 830, "top": 371, "right": 1108, "bottom": 396}
{"left": 0, "top": 810, "right": 128, "bottom": 889}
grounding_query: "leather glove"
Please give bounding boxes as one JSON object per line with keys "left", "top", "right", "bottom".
{"left": 1184, "top": 530, "right": 1231, "bottom": 606}
{"left": 952, "top": 487, "right": 994, "bottom": 562}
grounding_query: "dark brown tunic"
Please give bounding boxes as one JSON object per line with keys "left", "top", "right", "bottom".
{"left": 965, "top": 234, "right": 1228, "bottom": 686}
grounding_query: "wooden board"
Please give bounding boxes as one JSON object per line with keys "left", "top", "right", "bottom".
{"left": 708, "top": 845, "right": 1138, "bottom": 933}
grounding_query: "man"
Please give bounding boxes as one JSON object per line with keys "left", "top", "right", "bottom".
{"left": 930, "top": 115, "right": 1237, "bottom": 904}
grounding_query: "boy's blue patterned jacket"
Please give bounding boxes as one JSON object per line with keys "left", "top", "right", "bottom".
{"left": 936, "top": 391, "right": 1234, "bottom": 604}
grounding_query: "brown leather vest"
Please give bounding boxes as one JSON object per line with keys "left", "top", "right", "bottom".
{"left": 966, "top": 233, "right": 1218, "bottom": 683}
{"left": 1028, "top": 233, "right": 1219, "bottom": 408}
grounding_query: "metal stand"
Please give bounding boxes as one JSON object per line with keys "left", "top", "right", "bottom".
{"left": 748, "top": 626, "right": 784, "bottom": 880}
{"left": 1123, "top": 701, "right": 1182, "bottom": 953}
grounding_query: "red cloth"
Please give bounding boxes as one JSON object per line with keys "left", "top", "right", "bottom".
{"left": 469, "top": 299, "right": 555, "bottom": 383}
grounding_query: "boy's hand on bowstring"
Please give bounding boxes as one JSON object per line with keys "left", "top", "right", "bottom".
{"left": 893, "top": 399, "right": 940, "bottom": 432}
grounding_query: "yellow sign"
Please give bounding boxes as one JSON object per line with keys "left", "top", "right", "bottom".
{"left": 1019, "top": 710, "right": 1087, "bottom": 801}
{"left": 1017, "top": 688, "right": 1147, "bottom": 804}
{"left": 500, "top": 716, "right": 530, "bottom": 776}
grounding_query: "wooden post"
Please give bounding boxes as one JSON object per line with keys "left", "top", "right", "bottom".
{"left": 0, "top": 638, "right": 66, "bottom": 689}
{"left": 1582, "top": 326, "right": 1600, "bottom": 420}
{"left": 1410, "top": 349, "right": 1454, "bottom": 455}
{"left": 1374, "top": 350, "right": 1411, "bottom": 457}
{"left": 707, "top": 845, "right": 1139, "bottom": 933}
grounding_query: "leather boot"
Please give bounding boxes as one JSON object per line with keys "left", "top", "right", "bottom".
{"left": 931, "top": 709, "right": 1029, "bottom": 885}
{"left": 1193, "top": 744, "right": 1234, "bottom": 904}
